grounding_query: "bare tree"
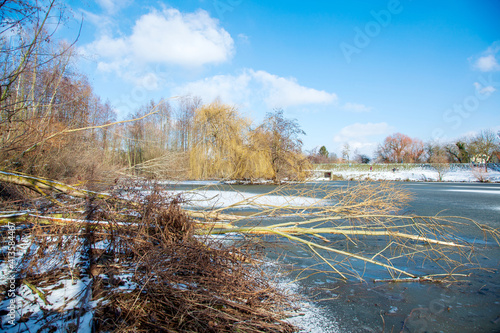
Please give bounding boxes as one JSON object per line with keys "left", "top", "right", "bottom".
{"left": 467, "top": 129, "right": 500, "bottom": 171}
{"left": 175, "top": 95, "right": 201, "bottom": 152}
{"left": 376, "top": 133, "right": 424, "bottom": 163}
{"left": 0, "top": 0, "right": 104, "bottom": 180}
{"left": 342, "top": 143, "right": 350, "bottom": 163}
{"left": 425, "top": 140, "right": 450, "bottom": 181}
{"left": 306, "top": 146, "right": 338, "bottom": 164}
{"left": 259, "top": 108, "right": 309, "bottom": 183}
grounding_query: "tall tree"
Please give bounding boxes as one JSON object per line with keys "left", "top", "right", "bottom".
{"left": 376, "top": 133, "right": 424, "bottom": 163}
{"left": 342, "top": 143, "right": 351, "bottom": 163}
{"left": 0, "top": 0, "right": 112, "bottom": 180}
{"left": 467, "top": 129, "right": 500, "bottom": 170}
{"left": 189, "top": 101, "right": 249, "bottom": 179}
{"left": 175, "top": 95, "right": 201, "bottom": 152}
{"left": 259, "top": 109, "right": 309, "bottom": 183}
{"left": 319, "top": 145, "right": 329, "bottom": 158}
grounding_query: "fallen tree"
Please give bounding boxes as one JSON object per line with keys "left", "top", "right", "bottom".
{"left": 0, "top": 170, "right": 238, "bottom": 221}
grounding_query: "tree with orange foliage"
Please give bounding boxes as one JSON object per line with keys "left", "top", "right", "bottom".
{"left": 376, "top": 133, "right": 425, "bottom": 163}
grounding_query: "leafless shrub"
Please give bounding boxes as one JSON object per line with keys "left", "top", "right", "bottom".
{"left": 471, "top": 165, "right": 488, "bottom": 182}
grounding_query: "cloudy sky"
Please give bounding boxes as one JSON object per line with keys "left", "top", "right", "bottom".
{"left": 63, "top": 0, "right": 500, "bottom": 157}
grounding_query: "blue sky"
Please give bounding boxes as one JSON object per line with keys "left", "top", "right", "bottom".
{"left": 62, "top": 0, "right": 500, "bottom": 157}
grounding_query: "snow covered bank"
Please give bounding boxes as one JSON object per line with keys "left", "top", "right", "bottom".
{"left": 313, "top": 165, "right": 500, "bottom": 183}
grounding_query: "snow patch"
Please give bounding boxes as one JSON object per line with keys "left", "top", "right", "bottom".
{"left": 172, "top": 189, "right": 322, "bottom": 209}
{"left": 279, "top": 279, "right": 341, "bottom": 333}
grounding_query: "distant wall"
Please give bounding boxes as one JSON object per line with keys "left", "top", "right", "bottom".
{"left": 313, "top": 163, "right": 500, "bottom": 172}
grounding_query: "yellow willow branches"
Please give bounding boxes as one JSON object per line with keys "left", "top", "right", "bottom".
{"left": 191, "top": 182, "right": 498, "bottom": 281}
{"left": 2, "top": 173, "right": 498, "bottom": 282}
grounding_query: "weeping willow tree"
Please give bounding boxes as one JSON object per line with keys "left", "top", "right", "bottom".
{"left": 189, "top": 101, "right": 276, "bottom": 180}
{"left": 190, "top": 101, "right": 249, "bottom": 179}
{"left": 189, "top": 102, "right": 310, "bottom": 181}
{"left": 238, "top": 127, "right": 275, "bottom": 180}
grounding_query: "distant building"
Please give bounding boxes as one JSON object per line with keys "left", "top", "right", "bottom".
{"left": 471, "top": 153, "right": 500, "bottom": 164}
{"left": 470, "top": 154, "right": 489, "bottom": 164}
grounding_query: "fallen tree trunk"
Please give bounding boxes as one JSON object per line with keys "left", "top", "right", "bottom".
{"left": 0, "top": 171, "right": 108, "bottom": 199}
{"left": 0, "top": 170, "right": 238, "bottom": 221}
{"left": 201, "top": 225, "right": 466, "bottom": 247}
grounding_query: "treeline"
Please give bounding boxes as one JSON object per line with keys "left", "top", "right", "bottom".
{"left": 310, "top": 131, "right": 500, "bottom": 166}
{"left": 1, "top": 1, "right": 112, "bottom": 182}
{"left": 374, "top": 132, "right": 500, "bottom": 164}
{"left": 0, "top": 0, "right": 309, "bottom": 183}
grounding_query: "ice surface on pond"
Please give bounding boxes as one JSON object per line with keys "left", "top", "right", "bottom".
{"left": 170, "top": 189, "right": 322, "bottom": 209}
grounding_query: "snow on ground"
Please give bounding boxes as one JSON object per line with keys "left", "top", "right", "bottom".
{"left": 286, "top": 300, "right": 341, "bottom": 333}
{"left": 0, "top": 227, "right": 93, "bottom": 333}
{"left": 158, "top": 180, "right": 222, "bottom": 186}
{"left": 314, "top": 166, "right": 500, "bottom": 183}
{"left": 0, "top": 277, "right": 94, "bottom": 333}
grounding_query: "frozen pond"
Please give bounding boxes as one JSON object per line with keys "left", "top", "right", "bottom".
{"left": 163, "top": 181, "right": 500, "bottom": 333}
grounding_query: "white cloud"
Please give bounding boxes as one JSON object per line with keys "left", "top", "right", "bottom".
{"left": 473, "top": 81, "right": 496, "bottom": 96}
{"left": 472, "top": 41, "right": 500, "bottom": 72}
{"left": 130, "top": 9, "right": 234, "bottom": 66}
{"left": 333, "top": 122, "right": 394, "bottom": 156}
{"left": 173, "top": 72, "right": 252, "bottom": 105}
{"left": 83, "top": 8, "right": 234, "bottom": 72}
{"left": 172, "top": 69, "right": 339, "bottom": 108}
{"left": 475, "top": 54, "right": 500, "bottom": 72}
{"left": 334, "top": 122, "right": 392, "bottom": 142}
{"left": 88, "top": 35, "right": 128, "bottom": 58}
{"left": 252, "top": 70, "right": 338, "bottom": 108}
{"left": 342, "top": 102, "right": 372, "bottom": 112}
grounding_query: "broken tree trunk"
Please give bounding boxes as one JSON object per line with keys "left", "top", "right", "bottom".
{"left": 0, "top": 170, "right": 237, "bottom": 221}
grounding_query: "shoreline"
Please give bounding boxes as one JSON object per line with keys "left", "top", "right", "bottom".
{"left": 311, "top": 166, "right": 500, "bottom": 183}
